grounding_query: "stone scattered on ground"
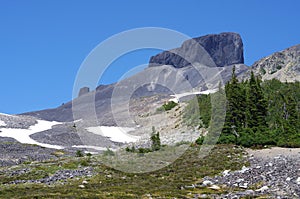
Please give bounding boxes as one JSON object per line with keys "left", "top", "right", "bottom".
{"left": 0, "top": 138, "right": 59, "bottom": 167}
{"left": 7, "top": 167, "right": 94, "bottom": 185}
{"left": 193, "top": 147, "right": 300, "bottom": 199}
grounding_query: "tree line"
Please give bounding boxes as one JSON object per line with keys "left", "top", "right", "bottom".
{"left": 190, "top": 66, "right": 300, "bottom": 147}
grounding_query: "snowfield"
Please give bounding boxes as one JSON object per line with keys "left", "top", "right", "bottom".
{"left": 72, "top": 145, "right": 117, "bottom": 153}
{"left": 169, "top": 88, "right": 218, "bottom": 103}
{"left": 0, "top": 113, "right": 140, "bottom": 150}
{"left": 0, "top": 112, "right": 13, "bottom": 117}
{"left": 0, "top": 120, "right": 63, "bottom": 149}
{"left": 86, "top": 126, "right": 139, "bottom": 143}
{"left": 0, "top": 120, "right": 6, "bottom": 126}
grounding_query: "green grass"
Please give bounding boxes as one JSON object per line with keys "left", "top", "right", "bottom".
{"left": 0, "top": 145, "right": 248, "bottom": 198}
{"left": 156, "top": 101, "right": 178, "bottom": 113}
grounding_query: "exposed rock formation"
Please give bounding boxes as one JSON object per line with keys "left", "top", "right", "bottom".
{"left": 78, "top": 87, "right": 90, "bottom": 97}
{"left": 240, "top": 44, "right": 300, "bottom": 82}
{"left": 149, "top": 32, "right": 244, "bottom": 68}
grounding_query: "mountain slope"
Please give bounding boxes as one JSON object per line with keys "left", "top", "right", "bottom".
{"left": 23, "top": 32, "right": 248, "bottom": 122}
{"left": 241, "top": 44, "right": 300, "bottom": 82}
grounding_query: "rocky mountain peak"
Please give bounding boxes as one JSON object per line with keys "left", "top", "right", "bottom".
{"left": 149, "top": 32, "right": 244, "bottom": 68}
{"left": 242, "top": 44, "right": 300, "bottom": 82}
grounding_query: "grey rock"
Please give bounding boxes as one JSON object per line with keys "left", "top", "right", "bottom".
{"left": 198, "top": 194, "right": 208, "bottom": 198}
{"left": 149, "top": 32, "right": 244, "bottom": 68}
{"left": 240, "top": 44, "right": 300, "bottom": 82}
{"left": 82, "top": 180, "right": 88, "bottom": 184}
{"left": 0, "top": 138, "right": 59, "bottom": 167}
{"left": 208, "top": 185, "right": 221, "bottom": 190}
{"left": 201, "top": 153, "right": 300, "bottom": 198}
{"left": 78, "top": 87, "right": 90, "bottom": 97}
{"left": 202, "top": 180, "right": 213, "bottom": 186}
{"left": 7, "top": 167, "right": 94, "bottom": 185}
{"left": 244, "top": 189, "right": 255, "bottom": 195}
{"left": 184, "top": 184, "right": 195, "bottom": 189}
{"left": 22, "top": 63, "right": 248, "bottom": 123}
{"left": 255, "top": 186, "right": 269, "bottom": 192}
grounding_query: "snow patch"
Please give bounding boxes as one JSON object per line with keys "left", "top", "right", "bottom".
{"left": 0, "top": 120, "right": 63, "bottom": 149}
{"left": 0, "top": 112, "right": 13, "bottom": 117}
{"left": 86, "top": 126, "right": 139, "bottom": 143}
{"left": 72, "top": 145, "right": 116, "bottom": 151}
{"left": 0, "top": 120, "right": 6, "bottom": 126}
{"left": 170, "top": 88, "right": 218, "bottom": 102}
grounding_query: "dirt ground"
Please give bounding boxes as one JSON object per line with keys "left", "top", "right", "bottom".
{"left": 246, "top": 147, "right": 300, "bottom": 159}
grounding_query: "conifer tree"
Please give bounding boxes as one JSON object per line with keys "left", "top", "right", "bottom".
{"left": 246, "top": 71, "right": 267, "bottom": 131}
{"left": 221, "top": 66, "right": 246, "bottom": 143}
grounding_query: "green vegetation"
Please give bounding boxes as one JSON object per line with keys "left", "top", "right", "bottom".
{"left": 125, "top": 126, "right": 161, "bottom": 155}
{"left": 0, "top": 145, "right": 248, "bottom": 198}
{"left": 103, "top": 148, "right": 115, "bottom": 156}
{"left": 156, "top": 101, "right": 178, "bottom": 112}
{"left": 260, "top": 68, "right": 266, "bottom": 75}
{"left": 125, "top": 145, "right": 136, "bottom": 153}
{"left": 150, "top": 126, "right": 161, "bottom": 151}
{"left": 75, "top": 150, "right": 84, "bottom": 157}
{"left": 276, "top": 65, "right": 282, "bottom": 70}
{"left": 183, "top": 94, "right": 211, "bottom": 128}
{"left": 186, "top": 66, "right": 300, "bottom": 148}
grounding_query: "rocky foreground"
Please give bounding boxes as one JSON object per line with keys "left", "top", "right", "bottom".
{"left": 193, "top": 147, "right": 300, "bottom": 199}
{"left": 0, "top": 137, "right": 59, "bottom": 167}
{"left": 0, "top": 142, "right": 299, "bottom": 198}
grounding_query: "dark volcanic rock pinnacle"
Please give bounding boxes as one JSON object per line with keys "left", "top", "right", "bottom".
{"left": 149, "top": 32, "right": 244, "bottom": 68}
{"left": 78, "top": 87, "right": 90, "bottom": 97}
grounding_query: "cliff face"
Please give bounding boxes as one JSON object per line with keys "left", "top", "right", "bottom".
{"left": 149, "top": 32, "right": 244, "bottom": 68}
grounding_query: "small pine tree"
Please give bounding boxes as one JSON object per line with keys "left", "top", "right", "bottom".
{"left": 150, "top": 126, "right": 161, "bottom": 151}
{"left": 76, "top": 150, "right": 84, "bottom": 157}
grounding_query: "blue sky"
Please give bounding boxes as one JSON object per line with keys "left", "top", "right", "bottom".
{"left": 0, "top": 0, "right": 300, "bottom": 114}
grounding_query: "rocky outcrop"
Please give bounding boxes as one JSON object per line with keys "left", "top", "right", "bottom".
{"left": 149, "top": 32, "right": 244, "bottom": 68}
{"left": 78, "top": 87, "right": 90, "bottom": 97}
{"left": 240, "top": 44, "right": 300, "bottom": 82}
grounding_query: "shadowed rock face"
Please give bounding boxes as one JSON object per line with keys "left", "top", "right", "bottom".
{"left": 149, "top": 32, "right": 244, "bottom": 68}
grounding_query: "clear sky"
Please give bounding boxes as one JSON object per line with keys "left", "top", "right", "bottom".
{"left": 1, "top": 0, "right": 300, "bottom": 114}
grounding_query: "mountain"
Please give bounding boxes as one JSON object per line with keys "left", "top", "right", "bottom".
{"left": 23, "top": 32, "right": 249, "bottom": 122}
{"left": 240, "top": 44, "right": 300, "bottom": 82}
{"left": 149, "top": 32, "right": 244, "bottom": 68}
{"left": 15, "top": 34, "right": 300, "bottom": 154}
{"left": 2, "top": 32, "right": 300, "bottom": 198}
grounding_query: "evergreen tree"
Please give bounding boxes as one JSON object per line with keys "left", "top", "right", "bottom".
{"left": 221, "top": 66, "right": 246, "bottom": 143}
{"left": 150, "top": 126, "right": 161, "bottom": 151}
{"left": 246, "top": 71, "right": 267, "bottom": 131}
{"left": 282, "top": 90, "right": 298, "bottom": 134}
{"left": 194, "top": 70, "right": 300, "bottom": 147}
